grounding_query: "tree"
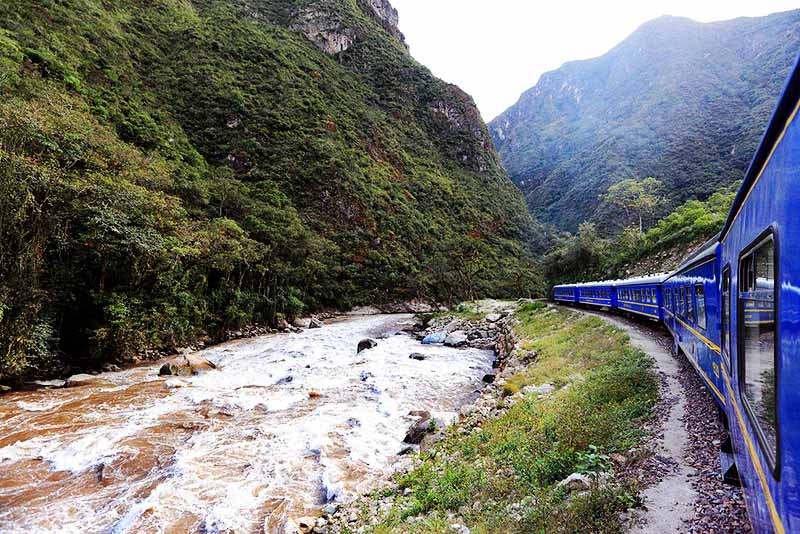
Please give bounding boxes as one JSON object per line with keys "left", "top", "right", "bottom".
{"left": 602, "top": 177, "right": 664, "bottom": 233}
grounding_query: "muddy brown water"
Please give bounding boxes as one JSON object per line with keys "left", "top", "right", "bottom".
{"left": 0, "top": 315, "right": 493, "bottom": 533}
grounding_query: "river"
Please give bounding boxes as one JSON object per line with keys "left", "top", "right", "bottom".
{"left": 0, "top": 314, "right": 493, "bottom": 533}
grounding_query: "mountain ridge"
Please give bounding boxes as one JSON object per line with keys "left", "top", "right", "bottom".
{"left": 490, "top": 9, "right": 800, "bottom": 232}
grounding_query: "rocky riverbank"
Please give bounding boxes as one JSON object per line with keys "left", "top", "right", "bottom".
{"left": 306, "top": 303, "right": 672, "bottom": 534}
{"left": 318, "top": 301, "right": 644, "bottom": 534}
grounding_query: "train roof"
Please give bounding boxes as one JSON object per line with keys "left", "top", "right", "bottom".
{"left": 721, "top": 51, "right": 800, "bottom": 242}
{"left": 555, "top": 272, "right": 672, "bottom": 289}
{"left": 612, "top": 273, "right": 671, "bottom": 286}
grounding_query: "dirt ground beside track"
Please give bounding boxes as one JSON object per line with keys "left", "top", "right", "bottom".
{"left": 569, "top": 308, "right": 751, "bottom": 533}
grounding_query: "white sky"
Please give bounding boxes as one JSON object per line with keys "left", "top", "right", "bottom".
{"left": 390, "top": 0, "right": 800, "bottom": 121}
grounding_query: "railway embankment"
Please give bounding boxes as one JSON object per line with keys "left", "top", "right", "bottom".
{"left": 575, "top": 310, "right": 751, "bottom": 534}
{"left": 325, "top": 302, "right": 660, "bottom": 533}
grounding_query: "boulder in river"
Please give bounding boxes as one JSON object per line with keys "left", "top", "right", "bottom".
{"left": 409, "top": 353, "right": 427, "bottom": 361}
{"left": 403, "top": 410, "right": 434, "bottom": 444}
{"left": 357, "top": 338, "right": 377, "bottom": 354}
{"left": 482, "top": 374, "right": 496, "bottom": 384}
{"left": 422, "top": 332, "right": 446, "bottom": 344}
{"left": 309, "top": 317, "right": 324, "bottom": 328}
{"left": 159, "top": 354, "right": 217, "bottom": 377}
{"left": 485, "top": 312, "right": 503, "bottom": 323}
{"left": 29, "top": 379, "right": 67, "bottom": 389}
{"left": 276, "top": 376, "right": 294, "bottom": 385}
{"left": 65, "top": 374, "right": 110, "bottom": 387}
{"left": 444, "top": 331, "right": 468, "bottom": 347}
{"left": 292, "top": 317, "right": 311, "bottom": 328}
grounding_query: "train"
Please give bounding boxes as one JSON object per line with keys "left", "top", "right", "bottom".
{"left": 552, "top": 52, "right": 800, "bottom": 533}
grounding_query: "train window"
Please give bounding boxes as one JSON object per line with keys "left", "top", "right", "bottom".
{"left": 739, "top": 235, "right": 778, "bottom": 465}
{"left": 678, "top": 287, "right": 685, "bottom": 316}
{"left": 722, "top": 267, "right": 731, "bottom": 367}
{"left": 695, "top": 284, "right": 707, "bottom": 330}
{"left": 686, "top": 287, "right": 694, "bottom": 323}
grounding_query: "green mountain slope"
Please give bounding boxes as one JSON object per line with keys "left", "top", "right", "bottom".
{"left": 0, "top": 0, "right": 539, "bottom": 382}
{"left": 490, "top": 10, "right": 800, "bottom": 232}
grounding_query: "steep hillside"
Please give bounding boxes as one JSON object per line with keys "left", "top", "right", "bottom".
{"left": 490, "top": 10, "right": 800, "bottom": 232}
{"left": 0, "top": 0, "right": 539, "bottom": 382}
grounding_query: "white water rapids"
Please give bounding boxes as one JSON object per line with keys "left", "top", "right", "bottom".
{"left": 0, "top": 314, "right": 493, "bottom": 533}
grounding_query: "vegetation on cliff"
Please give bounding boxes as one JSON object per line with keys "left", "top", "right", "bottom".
{"left": 543, "top": 183, "right": 738, "bottom": 285}
{"left": 0, "top": 0, "right": 540, "bottom": 383}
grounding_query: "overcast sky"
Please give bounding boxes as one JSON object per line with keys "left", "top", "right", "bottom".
{"left": 390, "top": 0, "right": 799, "bottom": 121}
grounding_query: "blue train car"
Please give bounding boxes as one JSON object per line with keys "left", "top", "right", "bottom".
{"left": 614, "top": 275, "right": 667, "bottom": 321}
{"left": 549, "top": 52, "right": 800, "bottom": 534}
{"left": 552, "top": 284, "right": 578, "bottom": 304}
{"left": 575, "top": 282, "right": 616, "bottom": 309}
{"left": 663, "top": 238, "right": 726, "bottom": 409}
{"left": 714, "top": 54, "right": 800, "bottom": 534}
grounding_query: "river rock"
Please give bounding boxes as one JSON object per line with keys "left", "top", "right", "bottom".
{"left": 403, "top": 411, "right": 433, "bottom": 444}
{"left": 482, "top": 374, "right": 496, "bottom": 384}
{"left": 65, "top": 374, "right": 108, "bottom": 387}
{"left": 347, "top": 305, "right": 382, "bottom": 316}
{"left": 422, "top": 332, "right": 446, "bottom": 344}
{"left": 321, "top": 503, "right": 339, "bottom": 515}
{"left": 164, "top": 378, "right": 189, "bottom": 389}
{"left": 276, "top": 376, "right": 294, "bottom": 385}
{"left": 409, "top": 353, "right": 427, "bottom": 361}
{"left": 485, "top": 313, "right": 502, "bottom": 323}
{"left": 159, "top": 362, "right": 180, "bottom": 376}
{"left": 523, "top": 383, "right": 555, "bottom": 396}
{"left": 357, "top": 339, "right": 377, "bottom": 353}
{"left": 443, "top": 319, "right": 462, "bottom": 333}
{"left": 292, "top": 317, "right": 311, "bottom": 328}
{"left": 30, "top": 379, "right": 67, "bottom": 389}
{"left": 557, "top": 472, "right": 592, "bottom": 492}
{"left": 309, "top": 317, "right": 324, "bottom": 328}
{"left": 444, "top": 331, "right": 468, "bottom": 347}
{"left": 294, "top": 516, "right": 315, "bottom": 533}
{"left": 277, "top": 318, "right": 291, "bottom": 330}
{"left": 0, "top": 384, "right": 11, "bottom": 393}
{"left": 159, "top": 354, "right": 217, "bottom": 377}
{"left": 102, "top": 363, "right": 121, "bottom": 372}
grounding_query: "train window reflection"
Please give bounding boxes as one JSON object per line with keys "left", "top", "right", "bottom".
{"left": 686, "top": 287, "right": 694, "bottom": 323}
{"left": 739, "top": 236, "right": 777, "bottom": 464}
{"left": 695, "top": 284, "right": 706, "bottom": 330}
{"left": 722, "top": 268, "right": 731, "bottom": 367}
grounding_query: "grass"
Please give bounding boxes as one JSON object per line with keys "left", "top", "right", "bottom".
{"left": 418, "top": 301, "right": 493, "bottom": 324}
{"left": 358, "top": 303, "right": 658, "bottom": 533}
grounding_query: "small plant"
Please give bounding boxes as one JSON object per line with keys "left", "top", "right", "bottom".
{"left": 575, "top": 445, "right": 613, "bottom": 478}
